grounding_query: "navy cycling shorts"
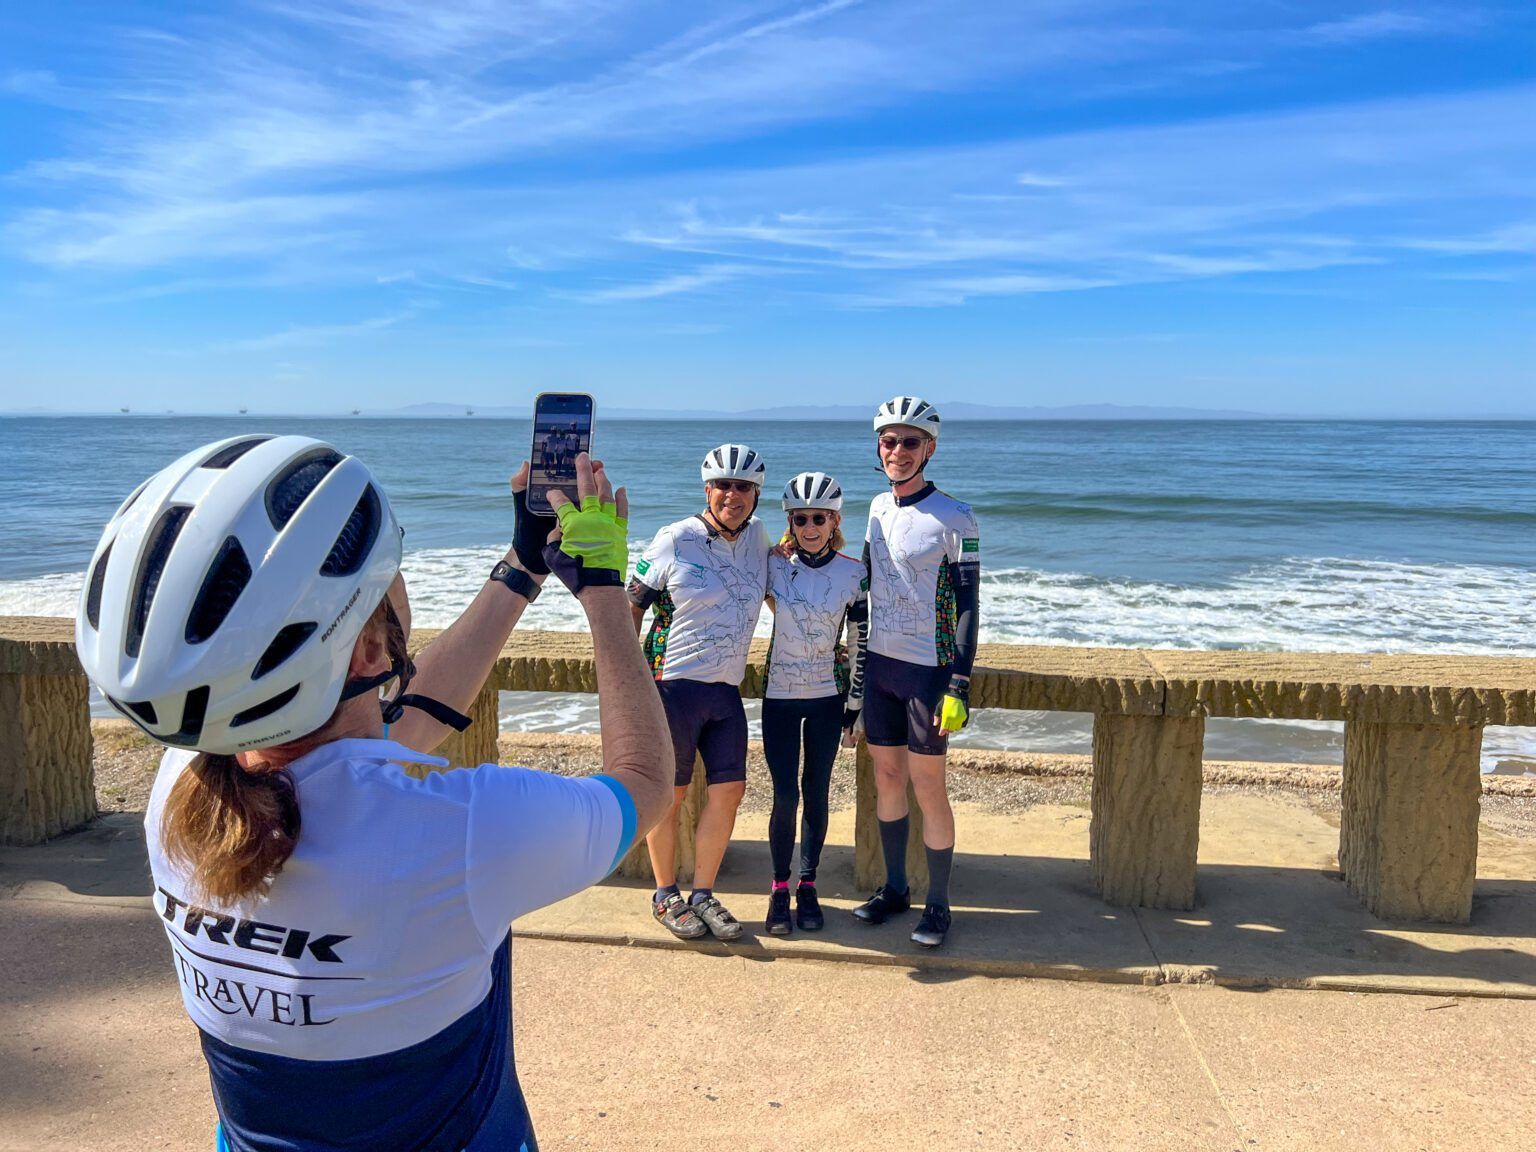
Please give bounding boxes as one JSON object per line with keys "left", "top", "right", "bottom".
{"left": 656, "top": 679, "right": 749, "bottom": 787}
{"left": 863, "top": 650, "right": 953, "bottom": 756}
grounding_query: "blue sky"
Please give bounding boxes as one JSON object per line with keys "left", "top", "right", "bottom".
{"left": 1, "top": 2, "right": 1534, "bottom": 416}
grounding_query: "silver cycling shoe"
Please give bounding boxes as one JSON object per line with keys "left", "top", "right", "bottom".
{"left": 692, "top": 895, "right": 744, "bottom": 941}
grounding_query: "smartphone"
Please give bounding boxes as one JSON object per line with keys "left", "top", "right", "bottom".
{"left": 528, "top": 392, "right": 595, "bottom": 515}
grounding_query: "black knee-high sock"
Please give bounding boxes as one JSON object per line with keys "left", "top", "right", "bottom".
{"left": 879, "top": 816, "right": 909, "bottom": 894}
{"left": 925, "top": 845, "right": 954, "bottom": 909}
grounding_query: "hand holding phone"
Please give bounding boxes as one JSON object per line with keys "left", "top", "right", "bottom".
{"left": 509, "top": 461, "right": 555, "bottom": 575}
{"left": 528, "top": 392, "right": 595, "bottom": 516}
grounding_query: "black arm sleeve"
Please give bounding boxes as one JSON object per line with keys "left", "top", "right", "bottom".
{"left": 627, "top": 577, "right": 659, "bottom": 609}
{"left": 949, "top": 560, "right": 980, "bottom": 680}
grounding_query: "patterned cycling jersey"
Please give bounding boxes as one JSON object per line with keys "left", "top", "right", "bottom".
{"left": 632, "top": 516, "right": 770, "bottom": 684}
{"left": 144, "top": 739, "right": 635, "bottom": 1152}
{"left": 865, "top": 484, "right": 981, "bottom": 667}
{"left": 765, "top": 549, "right": 866, "bottom": 700}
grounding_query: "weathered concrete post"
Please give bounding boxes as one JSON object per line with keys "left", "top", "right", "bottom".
{"left": 617, "top": 759, "right": 706, "bottom": 883}
{"left": 1339, "top": 720, "right": 1481, "bottom": 923}
{"left": 0, "top": 671, "right": 97, "bottom": 845}
{"left": 1089, "top": 713, "right": 1204, "bottom": 909}
{"left": 853, "top": 739, "right": 928, "bottom": 894}
{"left": 0, "top": 619, "right": 98, "bottom": 846}
{"left": 432, "top": 681, "right": 501, "bottom": 770}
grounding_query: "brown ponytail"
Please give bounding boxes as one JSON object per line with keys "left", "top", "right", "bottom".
{"left": 160, "top": 753, "right": 301, "bottom": 906}
{"left": 158, "top": 595, "right": 402, "bottom": 905}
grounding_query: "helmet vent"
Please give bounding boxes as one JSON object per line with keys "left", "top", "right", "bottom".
{"left": 163, "top": 685, "right": 210, "bottom": 747}
{"left": 320, "top": 486, "right": 382, "bottom": 577}
{"left": 85, "top": 542, "right": 112, "bottom": 630}
{"left": 185, "top": 537, "right": 252, "bottom": 644}
{"left": 126, "top": 505, "right": 192, "bottom": 659}
{"left": 231, "top": 683, "right": 301, "bottom": 729}
{"left": 105, "top": 695, "right": 158, "bottom": 727}
{"left": 254, "top": 622, "right": 318, "bottom": 680}
{"left": 202, "top": 437, "right": 273, "bottom": 469}
{"left": 266, "top": 449, "right": 343, "bottom": 531}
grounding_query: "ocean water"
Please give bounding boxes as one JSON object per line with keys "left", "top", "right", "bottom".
{"left": 4, "top": 415, "right": 1534, "bottom": 770}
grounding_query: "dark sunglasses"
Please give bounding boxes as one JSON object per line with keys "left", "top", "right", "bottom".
{"left": 792, "top": 512, "right": 830, "bottom": 527}
{"left": 710, "top": 479, "right": 757, "bottom": 493}
{"left": 879, "top": 435, "right": 927, "bottom": 451}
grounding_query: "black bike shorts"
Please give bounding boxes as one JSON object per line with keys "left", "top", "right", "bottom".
{"left": 862, "top": 650, "right": 953, "bottom": 756}
{"left": 656, "top": 679, "right": 749, "bottom": 787}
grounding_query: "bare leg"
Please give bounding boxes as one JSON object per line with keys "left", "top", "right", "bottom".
{"left": 908, "top": 751, "right": 955, "bottom": 849}
{"left": 692, "top": 780, "right": 747, "bottom": 890}
{"left": 870, "top": 743, "right": 912, "bottom": 821}
{"left": 645, "top": 785, "right": 690, "bottom": 888}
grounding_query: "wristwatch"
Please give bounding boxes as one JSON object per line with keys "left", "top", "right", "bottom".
{"left": 489, "top": 560, "right": 541, "bottom": 603}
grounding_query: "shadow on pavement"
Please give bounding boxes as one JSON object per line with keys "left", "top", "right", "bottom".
{"left": 6, "top": 813, "right": 1535, "bottom": 998}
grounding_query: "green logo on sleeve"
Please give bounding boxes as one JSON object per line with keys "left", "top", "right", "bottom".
{"left": 962, "top": 538, "right": 979, "bottom": 554}
{"left": 636, "top": 558, "right": 652, "bottom": 576}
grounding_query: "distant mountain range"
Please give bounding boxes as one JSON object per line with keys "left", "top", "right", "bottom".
{"left": 381, "top": 401, "right": 1278, "bottom": 421}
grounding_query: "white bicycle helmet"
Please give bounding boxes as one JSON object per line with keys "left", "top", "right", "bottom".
{"left": 700, "top": 443, "right": 766, "bottom": 486}
{"left": 782, "top": 471, "right": 843, "bottom": 512}
{"left": 873, "top": 395, "right": 941, "bottom": 440}
{"left": 75, "top": 435, "right": 402, "bottom": 755}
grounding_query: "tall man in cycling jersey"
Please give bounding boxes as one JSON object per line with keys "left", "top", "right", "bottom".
{"left": 628, "top": 444, "right": 772, "bottom": 941}
{"left": 846, "top": 396, "right": 980, "bottom": 948}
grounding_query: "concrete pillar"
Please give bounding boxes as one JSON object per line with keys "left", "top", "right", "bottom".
{"left": 0, "top": 672, "right": 97, "bottom": 845}
{"left": 1089, "top": 713, "right": 1204, "bottom": 910}
{"left": 852, "top": 739, "right": 928, "bottom": 894}
{"left": 1340, "top": 720, "right": 1481, "bottom": 924}
{"left": 616, "top": 759, "right": 707, "bottom": 883}
{"left": 433, "top": 682, "right": 501, "bottom": 770}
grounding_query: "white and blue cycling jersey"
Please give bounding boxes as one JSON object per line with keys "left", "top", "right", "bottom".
{"left": 145, "top": 738, "right": 636, "bottom": 1152}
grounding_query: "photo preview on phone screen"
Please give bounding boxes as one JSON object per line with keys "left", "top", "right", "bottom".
{"left": 529, "top": 392, "right": 595, "bottom": 514}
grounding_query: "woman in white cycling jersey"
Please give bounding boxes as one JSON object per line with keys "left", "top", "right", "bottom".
{"left": 74, "top": 437, "right": 669, "bottom": 1152}
{"left": 761, "top": 471, "right": 867, "bottom": 935}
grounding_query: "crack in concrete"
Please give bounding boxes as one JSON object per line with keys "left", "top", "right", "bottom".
{"left": 1164, "top": 986, "right": 1249, "bottom": 1147}
{"left": 1130, "top": 903, "right": 1166, "bottom": 978}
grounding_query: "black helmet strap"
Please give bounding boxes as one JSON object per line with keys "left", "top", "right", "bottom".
{"left": 338, "top": 596, "right": 473, "bottom": 733}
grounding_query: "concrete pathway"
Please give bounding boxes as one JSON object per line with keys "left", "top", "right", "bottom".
{"left": 4, "top": 790, "right": 1536, "bottom": 1151}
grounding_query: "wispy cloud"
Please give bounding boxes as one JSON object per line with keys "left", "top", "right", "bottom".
{"left": 211, "top": 309, "right": 417, "bottom": 352}
{"left": 1300, "top": 10, "right": 1438, "bottom": 45}
{"left": 6, "top": 3, "right": 1535, "bottom": 325}
{"left": 563, "top": 264, "right": 750, "bottom": 302}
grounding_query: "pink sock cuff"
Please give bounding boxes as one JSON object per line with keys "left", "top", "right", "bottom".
{"left": 772, "top": 880, "right": 790, "bottom": 891}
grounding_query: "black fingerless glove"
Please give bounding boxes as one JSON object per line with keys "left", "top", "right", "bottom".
{"left": 512, "top": 487, "right": 556, "bottom": 576}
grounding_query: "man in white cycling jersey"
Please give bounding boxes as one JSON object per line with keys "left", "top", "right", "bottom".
{"left": 846, "top": 396, "right": 980, "bottom": 948}
{"left": 628, "top": 443, "right": 772, "bottom": 941}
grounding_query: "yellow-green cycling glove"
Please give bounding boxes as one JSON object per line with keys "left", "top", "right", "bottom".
{"left": 937, "top": 677, "right": 970, "bottom": 733}
{"left": 542, "top": 496, "right": 628, "bottom": 593}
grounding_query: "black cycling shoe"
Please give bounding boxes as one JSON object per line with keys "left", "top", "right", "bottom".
{"left": 910, "top": 904, "right": 952, "bottom": 948}
{"left": 795, "top": 883, "right": 824, "bottom": 932}
{"left": 765, "top": 888, "right": 793, "bottom": 936}
{"left": 851, "top": 885, "right": 911, "bottom": 925}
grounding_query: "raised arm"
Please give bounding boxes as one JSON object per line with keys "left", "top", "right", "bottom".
{"left": 545, "top": 456, "right": 672, "bottom": 837}
{"left": 388, "top": 463, "right": 551, "bottom": 753}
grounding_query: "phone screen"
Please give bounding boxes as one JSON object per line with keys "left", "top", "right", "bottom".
{"left": 528, "top": 392, "right": 595, "bottom": 515}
